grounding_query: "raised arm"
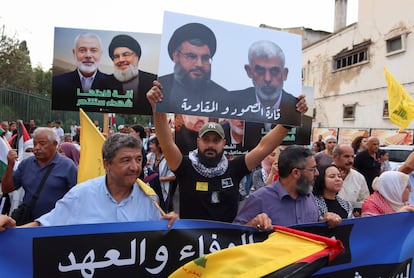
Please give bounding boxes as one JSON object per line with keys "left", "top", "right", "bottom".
{"left": 147, "top": 81, "right": 183, "bottom": 171}
{"left": 245, "top": 94, "right": 308, "bottom": 171}
{"left": 245, "top": 125, "right": 289, "bottom": 171}
{"left": 1, "top": 149, "right": 18, "bottom": 193}
{"left": 399, "top": 150, "right": 414, "bottom": 174}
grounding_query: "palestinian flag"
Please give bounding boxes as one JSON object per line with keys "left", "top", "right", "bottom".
{"left": 17, "top": 121, "right": 31, "bottom": 160}
{"left": 7, "top": 133, "right": 17, "bottom": 148}
{"left": 110, "top": 113, "right": 117, "bottom": 132}
{"left": 0, "top": 129, "right": 10, "bottom": 179}
{"left": 169, "top": 225, "right": 344, "bottom": 277}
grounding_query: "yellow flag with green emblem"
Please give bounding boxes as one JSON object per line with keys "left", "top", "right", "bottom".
{"left": 78, "top": 108, "right": 106, "bottom": 183}
{"left": 384, "top": 67, "right": 414, "bottom": 130}
{"left": 169, "top": 225, "right": 343, "bottom": 277}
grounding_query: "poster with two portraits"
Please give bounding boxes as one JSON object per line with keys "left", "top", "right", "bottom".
{"left": 51, "top": 11, "right": 310, "bottom": 154}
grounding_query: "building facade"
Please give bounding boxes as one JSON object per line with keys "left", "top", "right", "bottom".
{"left": 300, "top": 0, "right": 414, "bottom": 143}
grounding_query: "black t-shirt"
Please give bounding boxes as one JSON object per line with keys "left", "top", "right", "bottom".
{"left": 354, "top": 150, "right": 381, "bottom": 193}
{"left": 174, "top": 155, "right": 249, "bottom": 222}
{"left": 324, "top": 198, "right": 348, "bottom": 219}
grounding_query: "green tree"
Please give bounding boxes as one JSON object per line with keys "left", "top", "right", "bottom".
{"left": 33, "top": 66, "right": 52, "bottom": 95}
{"left": 0, "top": 25, "right": 35, "bottom": 90}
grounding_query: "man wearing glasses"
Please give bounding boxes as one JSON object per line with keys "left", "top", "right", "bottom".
{"left": 232, "top": 40, "right": 300, "bottom": 126}
{"left": 106, "top": 34, "right": 157, "bottom": 115}
{"left": 233, "top": 145, "right": 342, "bottom": 230}
{"left": 157, "top": 23, "right": 227, "bottom": 114}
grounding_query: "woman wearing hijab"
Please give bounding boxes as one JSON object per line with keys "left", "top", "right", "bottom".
{"left": 58, "top": 142, "right": 80, "bottom": 166}
{"left": 361, "top": 171, "right": 414, "bottom": 216}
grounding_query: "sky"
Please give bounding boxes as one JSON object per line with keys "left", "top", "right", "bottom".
{"left": 1, "top": 0, "right": 358, "bottom": 70}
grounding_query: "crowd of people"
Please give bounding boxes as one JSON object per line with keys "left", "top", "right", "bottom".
{"left": 1, "top": 22, "right": 414, "bottom": 233}
{"left": 2, "top": 106, "right": 414, "bottom": 233}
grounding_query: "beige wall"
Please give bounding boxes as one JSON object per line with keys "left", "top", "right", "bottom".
{"left": 302, "top": 0, "right": 414, "bottom": 131}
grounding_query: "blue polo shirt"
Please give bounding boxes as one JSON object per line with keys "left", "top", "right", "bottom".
{"left": 13, "top": 153, "right": 77, "bottom": 218}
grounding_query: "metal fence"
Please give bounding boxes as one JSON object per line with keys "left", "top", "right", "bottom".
{"left": 0, "top": 87, "right": 107, "bottom": 130}
{"left": 0, "top": 87, "right": 52, "bottom": 125}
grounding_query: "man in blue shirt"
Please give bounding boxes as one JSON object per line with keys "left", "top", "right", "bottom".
{"left": 2, "top": 133, "right": 178, "bottom": 229}
{"left": 2, "top": 127, "right": 77, "bottom": 220}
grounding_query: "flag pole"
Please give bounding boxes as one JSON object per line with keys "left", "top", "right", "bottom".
{"left": 103, "top": 113, "right": 109, "bottom": 136}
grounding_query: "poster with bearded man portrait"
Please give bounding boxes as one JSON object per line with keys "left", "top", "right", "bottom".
{"left": 156, "top": 12, "right": 303, "bottom": 127}
{"left": 52, "top": 27, "right": 160, "bottom": 115}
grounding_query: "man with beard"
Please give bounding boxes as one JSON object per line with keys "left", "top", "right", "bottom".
{"left": 147, "top": 81, "right": 308, "bottom": 223}
{"left": 233, "top": 145, "right": 342, "bottom": 230}
{"left": 106, "top": 34, "right": 157, "bottom": 115}
{"left": 232, "top": 40, "right": 300, "bottom": 126}
{"left": 52, "top": 32, "right": 111, "bottom": 111}
{"left": 156, "top": 23, "right": 227, "bottom": 115}
{"left": 333, "top": 144, "right": 370, "bottom": 217}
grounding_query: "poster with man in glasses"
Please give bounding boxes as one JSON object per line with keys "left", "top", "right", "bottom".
{"left": 156, "top": 11, "right": 303, "bottom": 127}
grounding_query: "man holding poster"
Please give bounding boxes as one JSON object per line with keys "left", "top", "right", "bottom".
{"left": 147, "top": 80, "right": 308, "bottom": 223}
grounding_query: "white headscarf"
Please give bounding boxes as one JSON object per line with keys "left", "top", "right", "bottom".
{"left": 376, "top": 171, "right": 409, "bottom": 211}
{"left": 22, "top": 139, "right": 34, "bottom": 160}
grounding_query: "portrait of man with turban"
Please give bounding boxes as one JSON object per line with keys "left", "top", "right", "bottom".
{"left": 157, "top": 22, "right": 228, "bottom": 114}
{"left": 104, "top": 34, "right": 157, "bottom": 115}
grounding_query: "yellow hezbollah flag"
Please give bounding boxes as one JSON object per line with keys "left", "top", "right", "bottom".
{"left": 78, "top": 108, "right": 106, "bottom": 183}
{"left": 384, "top": 67, "right": 414, "bottom": 130}
{"left": 77, "top": 109, "right": 159, "bottom": 200}
{"left": 169, "top": 225, "right": 343, "bottom": 277}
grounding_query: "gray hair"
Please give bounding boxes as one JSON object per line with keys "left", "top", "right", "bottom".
{"left": 278, "top": 145, "right": 313, "bottom": 178}
{"left": 333, "top": 144, "right": 341, "bottom": 156}
{"left": 33, "top": 127, "right": 58, "bottom": 143}
{"left": 74, "top": 32, "right": 102, "bottom": 50}
{"left": 102, "top": 133, "right": 142, "bottom": 163}
{"left": 248, "top": 40, "right": 285, "bottom": 67}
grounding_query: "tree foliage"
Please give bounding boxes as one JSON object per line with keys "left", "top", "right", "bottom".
{"left": 33, "top": 66, "right": 53, "bottom": 95}
{"left": 0, "top": 24, "right": 51, "bottom": 95}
